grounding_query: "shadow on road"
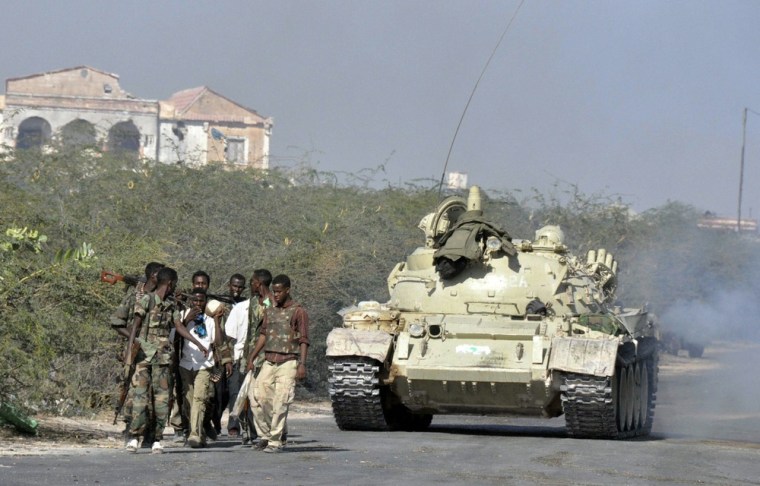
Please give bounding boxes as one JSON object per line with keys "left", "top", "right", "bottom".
{"left": 168, "top": 438, "right": 349, "bottom": 454}
{"left": 428, "top": 423, "right": 664, "bottom": 442}
{"left": 429, "top": 423, "right": 566, "bottom": 438}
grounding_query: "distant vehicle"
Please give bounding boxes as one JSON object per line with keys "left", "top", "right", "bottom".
{"left": 660, "top": 330, "right": 705, "bottom": 358}
{"left": 326, "top": 186, "right": 659, "bottom": 439}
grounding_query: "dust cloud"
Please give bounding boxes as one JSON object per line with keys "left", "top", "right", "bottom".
{"left": 660, "top": 288, "right": 760, "bottom": 345}
{"left": 657, "top": 286, "right": 760, "bottom": 442}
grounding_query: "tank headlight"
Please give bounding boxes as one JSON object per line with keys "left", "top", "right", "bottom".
{"left": 486, "top": 236, "right": 501, "bottom": 251}
{"left": 409, "top": 323, "right": 426, "bottom": 338}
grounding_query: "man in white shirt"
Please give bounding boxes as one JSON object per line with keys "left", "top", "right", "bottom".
{"left": 176, "top": 288, "right": 231, "bottom": 448}
{"left": 225, "top": 269, "right": 273, "bottom": 445}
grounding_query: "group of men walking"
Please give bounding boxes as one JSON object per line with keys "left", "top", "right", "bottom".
{"left": 109, "top": 263, "right": 309, "bottom": 454}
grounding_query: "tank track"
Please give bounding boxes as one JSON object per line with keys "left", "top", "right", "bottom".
{"left": 562, "top": 373, "right": 626, "bottom": 439}
{"left": 561, "top": 354, "right": 657, "bottom": 439}
{"left": 327, "top": 357, "right": 389, "bottom": 431}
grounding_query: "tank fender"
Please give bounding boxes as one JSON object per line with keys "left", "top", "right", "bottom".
{"left": 326, "top": 328, "right": 393, "bottom": 363}
{"left": 548, "top": 337, "right": 618, "bottom": 377}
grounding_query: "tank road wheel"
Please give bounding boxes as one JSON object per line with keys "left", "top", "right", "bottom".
{"left": 634, "top": 361, "right": 648, "bottom": 431}
{"left": 631, "top": 363, "right": 642, "bottom": 430}
{"left": 561, "top": 351, "right": 658, "bottom": 439}
{"left": 619, "top": 364, "right": 636, "bottom": 432}
{"left": 328, "top": 357, "right": 389, "bottom": 431}
{"left": 638, "top": 353, "right": 658, "bottom": 437}
{"left": 616, "top": 366, "right": 628, "bottom": 432}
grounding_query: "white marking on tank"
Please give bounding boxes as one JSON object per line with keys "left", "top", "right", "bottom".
{"left": 479, "top": 273, "right": 528, "bottom": 289}
{"left": 456, "top": 345, "right": 492, "bottom": 355}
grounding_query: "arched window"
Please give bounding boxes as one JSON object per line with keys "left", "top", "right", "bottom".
{"left": 108, "top": 121, "right": 140, "bottom": 153}
{"left": 61, "top": 119, "right": 97, "bottom": 148}
{"left": 16, "top": 117, "right": 52, "bottom": 149}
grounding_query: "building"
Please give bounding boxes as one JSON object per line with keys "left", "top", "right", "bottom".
{"left": 0, "top": 66, "right": 272, "bottom": 169}
{"left": 697, "top": 212, "right": 758, "bottom": 233}
{"left": 159, "top": 86, "right": 271, "bottom": 167}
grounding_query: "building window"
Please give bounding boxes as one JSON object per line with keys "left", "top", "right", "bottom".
{"left": 226, "top": 138, "right": 247, "bottom": 165}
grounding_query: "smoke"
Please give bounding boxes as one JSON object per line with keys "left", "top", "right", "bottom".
{"left": 656, "top": 274, "right": 760, "bottom": 442}
{"left": 660, "top": 287, "right": 760, "bottom": 344}
{"left": 636, "top": 228, "right": 760, "bottom": 442}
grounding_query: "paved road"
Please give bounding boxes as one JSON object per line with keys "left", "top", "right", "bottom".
{"left": 1, "top": 342, "right": 759, "bottom": 485}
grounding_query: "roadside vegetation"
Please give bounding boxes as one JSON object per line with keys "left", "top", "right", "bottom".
{"left": 1, "top": 146, "right": 758, "bottom": 416}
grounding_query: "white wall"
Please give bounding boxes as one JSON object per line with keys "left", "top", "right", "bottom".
{"left": 158, "top": 120, "right": 209, "bottom": 166}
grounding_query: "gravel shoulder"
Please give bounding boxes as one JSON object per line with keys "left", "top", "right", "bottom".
{"left": 0, "top": 400, "right": 333, "bottom": 456}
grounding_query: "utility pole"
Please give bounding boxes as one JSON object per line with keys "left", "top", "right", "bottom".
{"left": 738, "top": 107, "right": 747, "bottom": 232}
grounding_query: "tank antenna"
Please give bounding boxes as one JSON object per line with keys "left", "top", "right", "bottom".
{"left": 437, "top": 0, "right": 526, "bottom": 198}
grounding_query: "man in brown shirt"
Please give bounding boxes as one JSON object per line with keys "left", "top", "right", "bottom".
{"left": 247, "top": 274, "right": 309, "bottom": 453}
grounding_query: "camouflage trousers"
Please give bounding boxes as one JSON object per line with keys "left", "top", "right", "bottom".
{"left": 118, "top": 379, "right": 154, "bottom": 425}
{"left": 128, "top": 362, "right": 174, "bottom": 440}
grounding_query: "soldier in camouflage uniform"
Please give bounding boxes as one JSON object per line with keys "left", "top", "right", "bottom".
{"left": 247, "top": 274, "right": 309, "bottom": 453}
{"left": 110, "top": 262, "right": 164, "bottom": 339}
{"left": 109, "top": 262, "right": 163, "bottom": 441}
{"left": 125, "top": 267, "right": 210, "bottom": 454}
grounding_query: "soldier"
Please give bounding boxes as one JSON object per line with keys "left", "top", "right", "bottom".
{"left": 125, "top": 267, "right": 209, "bottom": 453}
{"left": 247, "top": 274, "right": 309, "bottom": 453}
{"left": 225, "top": 269, "right": 273, "bottom": 444}
{"left": 110, "top": 261, "right": 163, "bottom": 443}
{"left": 110, "top": 262, "right": 164, "bottom": 339}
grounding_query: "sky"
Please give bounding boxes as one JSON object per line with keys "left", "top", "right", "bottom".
{"left": 3, "top": 0, "right": 760, "bottom": 217}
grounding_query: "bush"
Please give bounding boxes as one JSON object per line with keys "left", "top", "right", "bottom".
{"left": 1, "top": 147, "right": 757, "bottom": 413}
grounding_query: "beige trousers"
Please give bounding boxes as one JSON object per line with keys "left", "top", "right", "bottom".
{"left": 179, "top": 366, "right": 213, "bottom": 444}
{"left": 253, "top": 359, "right": 297, "bottom": 448}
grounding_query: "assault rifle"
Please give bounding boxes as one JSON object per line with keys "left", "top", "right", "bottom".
{"left": 100, "top": 270, "right": 237, "bottom": 305}
{"left": 100, "top": 270, "right": 141, "bottom": 287}
{"left": 113, "top": 341, "right": 139, "bottom": 425}
{"left": 177, "top": 290, "right": 237, "bottom": 306}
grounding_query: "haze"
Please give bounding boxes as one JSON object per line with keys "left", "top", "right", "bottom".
{"left": 3, "top": 1, "right": 759, "bottom": 217}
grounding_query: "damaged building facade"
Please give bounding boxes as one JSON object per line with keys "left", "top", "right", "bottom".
{"left": 0, "top": 66, "right": 272, "bottom": 168}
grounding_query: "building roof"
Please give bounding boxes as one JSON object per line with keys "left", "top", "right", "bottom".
{"left": 6, "top": 65, "right": 120, "bottom": 85}
{"left": 4, "top": 65, "right": 135, "bottom": 100}
{"left": 163, "top": 86, "right": 271, "bottom": 126}
{"left": 165, "top": 86, "right": 206, "bottom": 114}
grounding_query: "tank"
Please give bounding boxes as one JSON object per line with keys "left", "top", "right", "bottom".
{"left": 326, "top": 186, "right": 659, "bottom": 439}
